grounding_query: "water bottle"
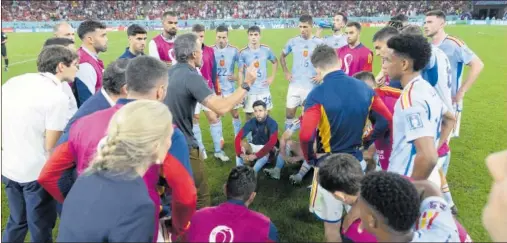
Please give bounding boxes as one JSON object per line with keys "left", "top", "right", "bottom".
{"left": 317, "top": 20, "right": 333, "bottom": 29}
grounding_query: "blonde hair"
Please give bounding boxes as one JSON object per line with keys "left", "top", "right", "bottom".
{"left": 87, "top": 100, "right": 173, "bottom": 177}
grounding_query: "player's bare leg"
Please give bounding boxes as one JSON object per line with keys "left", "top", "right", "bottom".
{"left": 285, "top": 107, "right": 297, "bottom": 131}
{"left": 203, "top": 109, "right": 229, "bottom": 162}
{"left": 324, "top": 222, "right": 342, "bottom": 242}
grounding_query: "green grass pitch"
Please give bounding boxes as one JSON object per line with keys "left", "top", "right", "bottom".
{"left": 1, "top": 25, "right": 506, "bottom": 242}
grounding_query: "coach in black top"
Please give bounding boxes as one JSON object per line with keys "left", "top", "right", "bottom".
{"left": 164, "top": 32, "right": 257, "bottom": 209}
{"left": 2, "top": 31, "right": 8, "bottom": 71}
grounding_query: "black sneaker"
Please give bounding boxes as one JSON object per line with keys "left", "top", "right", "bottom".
{"left": 451, "top": 205, "right": 458, "bottom": 216}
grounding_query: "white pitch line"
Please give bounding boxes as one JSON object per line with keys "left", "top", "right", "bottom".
{"left": 9, "top": 58, "right": 37, "bottom": 66}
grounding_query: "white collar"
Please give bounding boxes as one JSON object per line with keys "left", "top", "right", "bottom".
{"left": 101, "top": 88, "right": 115, "bottom": 107}
{"left": 160, "top": 33, "right": 176, "bottom": 43}
{"left": 40, "top": 72, "right": 62, "bottom": 87}
{"left": 81, "top": 46, "right": 99, "bottom": 61}
{"left": 404, "top": 75, "right": 423, "bottom": 90}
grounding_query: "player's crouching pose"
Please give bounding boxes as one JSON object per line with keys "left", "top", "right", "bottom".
{"left": 235, "top": 100, "right": 279, "bottom": 174}
{"left": 264, "top": 110, "right": 312, "bottom": 184}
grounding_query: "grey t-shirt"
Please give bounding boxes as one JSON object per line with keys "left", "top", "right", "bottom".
{"left": 164, "top": 63, "right": 213, "bottom": 148}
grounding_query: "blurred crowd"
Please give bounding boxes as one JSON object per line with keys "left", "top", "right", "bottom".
{"left": 2, "top": 0, "right": 472, "bottom": 22}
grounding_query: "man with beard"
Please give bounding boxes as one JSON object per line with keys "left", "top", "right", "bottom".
{"left": 235, "top": 100, "right": 279, "bottom": 174}
{"left": 337, "top": 22, "right": 373, "bottom": 77}
{"left": 213, "top": 25, "right": 241, "bottom": 137}
{"left": 317, "top": 12, "right": 348, "bottom": 50}
{"left": 119, "top": 24, "right": 147, "bottom": 59}
{"left": 74, "top": 20, "right": 108, "bottom": 107}
{"left": 149, "top": 11, "right": 178, "bottom": 66}
{"left": 191, "top": 24, "right": 230, "bottom": 162}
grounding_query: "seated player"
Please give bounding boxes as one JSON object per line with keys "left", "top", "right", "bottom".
{"left": 184, "top": 166, "right": 279, "bottom": 242}
{"left": 235, "top": 100, "right": 279, "bottom": 174}
{"left": 264, "top": 103, "right": 311, "bottom": 184}
{"left": 318, "top": 154, "right": 472, "bottom": 242}
{"left": 353, "top": 71, "right": 400, "bottom": 171}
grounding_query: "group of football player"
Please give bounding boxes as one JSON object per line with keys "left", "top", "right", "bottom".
{"left": 5, "top": 6, "right": 506, "bottom": 242}
{"left": 145, "top": 9, "right": 485, "bottom": 242}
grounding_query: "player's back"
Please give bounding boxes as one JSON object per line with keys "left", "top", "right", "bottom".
{"left": 283, "top": 35, "right": 323, "bottom": 89}
{"left": 422, "top": 46, "right": 453, "bottom": 113}
{"left": 213, "top": 44, "right": 239, "bottom": 94}
{"left": 306, "top": 70, "right": 374, "bottom": 160}
{"left": 389, "top": 77, "right": 445, "bottom": 176}
{"left": 412, "top": 197, "right": 461, "bottom": 242}
{"left": 437, "top": 35, "right": 473, "bottom": 97}
{"left": 185, "top": 200, "right": 273, "bottom": 242}
{"left": 69, "top": 105, "right": 121, "bottom": 174}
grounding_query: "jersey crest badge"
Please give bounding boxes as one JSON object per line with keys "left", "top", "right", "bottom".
{"left": 303, "top": 49, "right": 309, "bottom": 57}
{"left": 407, "top": 113, "right": 423, "bottom": 130}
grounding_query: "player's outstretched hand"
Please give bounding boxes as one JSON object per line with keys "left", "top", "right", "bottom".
{"left": 165, "top": 61, "right": 173, "bottom": 67}
{"left": 244, "top": 63, "right": 258, "bottom": 86}
{"left": 285, "top": 72, "right": 293, "bottom": 82}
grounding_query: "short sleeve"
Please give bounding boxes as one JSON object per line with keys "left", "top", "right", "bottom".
{"left": 187, "top": 75, "right": 213, "bottom": 103}
{"left": 267, "top": 48, "right": 276, "bottom": 62}
{"left": 402, "top": 104, "right": 434, "bottom": 142}
{"left": 45, "top": 94, "right": 69, "bottom": 131}
{"left": 283, "top": 39, "right": 292, "bottom": 55}
{"left": 457, "top": 44, "right": 476, "bottom": 65}
{"left": 238, "top": 52, "right": 246, "bottom": 69}
{"left": 233, "top": 49, "right": 240, "bottom": 64}
{"left": 108, "top": 201, "right": 156, "bottom": 242}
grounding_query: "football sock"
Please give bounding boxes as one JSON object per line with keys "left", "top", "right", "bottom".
{"left": 232, "top": 118, "right": 241, "bottom": 137}
{"left": 298, "top": 161, "right": 311, "bottom": 177}
{"left": 210, "top": 120, "right": 223, "bottom": 153}
{"left": 284, "top": 118, "right": 294, "bottom": 131}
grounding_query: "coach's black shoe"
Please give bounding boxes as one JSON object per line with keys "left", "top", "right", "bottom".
{"left": 451, "top": 205, "right": 458, "bottom": 216}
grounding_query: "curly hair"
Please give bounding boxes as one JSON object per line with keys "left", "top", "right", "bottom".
{"left": 387, "top": 34, "right": 432, "bottom": 72}
{"left": 360, "top": 171, "right": 420, "bottom": 232}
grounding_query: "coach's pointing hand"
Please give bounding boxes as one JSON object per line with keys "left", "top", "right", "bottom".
{"left": 244, "top": 63, "right": 258, "bottom": 86}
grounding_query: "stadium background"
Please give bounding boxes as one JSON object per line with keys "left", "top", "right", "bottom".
{"left": 1, "top": 0, "right": 507, "bottom": 242}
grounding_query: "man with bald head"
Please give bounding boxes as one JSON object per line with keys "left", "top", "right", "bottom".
{"left": 53, "top": 22, "right": 75, "bottom": 42}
